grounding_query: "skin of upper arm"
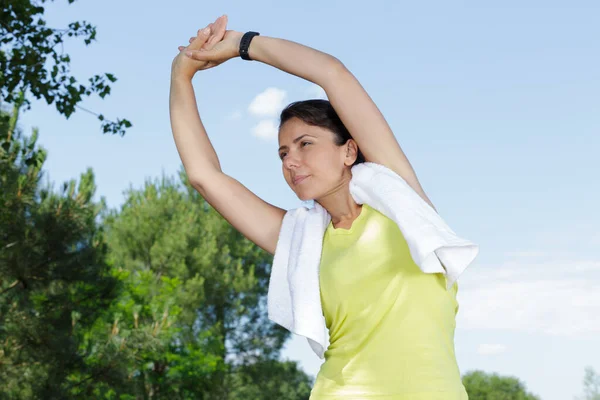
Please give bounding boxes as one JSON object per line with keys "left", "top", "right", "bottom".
{"left": 321, "top": 61, "right": 437, "bottom": 211}
{"left": 191, "top": 172, "right": 286, "bottom": 255}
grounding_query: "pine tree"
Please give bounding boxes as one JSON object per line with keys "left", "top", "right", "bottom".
{"left": 99, "top": 173, "right": 309, "bottom": 399}
{"left": 0, "top": 98, "right": 118, "bottom": 398}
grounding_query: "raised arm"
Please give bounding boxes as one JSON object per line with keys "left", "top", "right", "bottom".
{"left": 188, "top": 28, "right": 436, "bottom": 210}
{"left": 251, "top": 37, "right": 436, "bottom": 211}
{"left": 170, "top": 17, "right": 285, "bottom": 254}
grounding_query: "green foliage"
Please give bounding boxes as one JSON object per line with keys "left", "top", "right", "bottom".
{"left": 226, "top": 359, "right": 313, "bottom": 400}
{"left": 0, "top": 102, "right": 312, "bottom": 398}
{"left": 67, "top": 173, "right": 297, "bottom": 398}
{"left": 462, "top": 370, "right": 541, "bottom": 400}
{"left": 0, "top": 101, "right": 119, "bottom": 399}
{"left": 0, "top": 0, "right": 132, "bottom": 135}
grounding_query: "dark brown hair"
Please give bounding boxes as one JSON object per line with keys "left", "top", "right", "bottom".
{"left": 279, "top": 99, "right": 365, "bottom": 166}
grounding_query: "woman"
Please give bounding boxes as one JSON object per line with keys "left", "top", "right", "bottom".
{"left": 170, "top": 15, "right": 469, "bottom": 399}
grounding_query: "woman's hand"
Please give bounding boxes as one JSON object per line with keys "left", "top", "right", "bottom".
{"left": 180, "top": 16, "right": 243, "bottom": 69}
{"left": 171, "top": 15, "right": 232, "bottom": 80}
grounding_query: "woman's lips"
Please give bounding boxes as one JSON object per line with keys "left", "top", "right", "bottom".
{"left": 293, "top": 175, "right": 310, "bottom": 185}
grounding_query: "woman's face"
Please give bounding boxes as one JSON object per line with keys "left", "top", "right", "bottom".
{"left": 278, "top": 117, "right": 354, "bottom": 201}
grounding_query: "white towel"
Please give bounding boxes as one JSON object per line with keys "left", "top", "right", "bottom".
{"left": 267, "top": 162, "right": 479, "bottom": 359}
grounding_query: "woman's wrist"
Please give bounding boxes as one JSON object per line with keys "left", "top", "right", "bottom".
{"left": 230, "top": 31, "right": 245, "bottom": 58}
{"left": 170, "top": 69, "right": 193, "bottom": 84}
{"left": 235, "top": 31, "right": 265, "bottom": 62}
{"left": 246, "top": 34, "right": 265, "bottom": 62}
{"left": 239, "top": 35, "right": 341, "bottom": 87}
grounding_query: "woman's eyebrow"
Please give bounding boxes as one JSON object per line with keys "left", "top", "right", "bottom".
{"left": 278, "top": 134, "right": 316, "bottom": 152}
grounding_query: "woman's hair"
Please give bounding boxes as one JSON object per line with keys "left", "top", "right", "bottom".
{"left": 279, "top": 99, "right": 365, "bottom": 166}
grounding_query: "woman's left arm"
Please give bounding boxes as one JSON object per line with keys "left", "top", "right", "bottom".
{"left": 248, "top": 35, "right": 437, "bottom": 211}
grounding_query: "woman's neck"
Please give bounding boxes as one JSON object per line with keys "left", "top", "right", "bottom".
{"left": 315, "top": 184, "right": 362, "bottom": 229}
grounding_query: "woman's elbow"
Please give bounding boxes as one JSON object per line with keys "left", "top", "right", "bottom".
{"left": 326, "top": 56, "right": 347, "bottom": 78}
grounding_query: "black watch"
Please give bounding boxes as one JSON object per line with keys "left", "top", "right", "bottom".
{"left": 239, "top": 31, "right": 260, "bottom": 61}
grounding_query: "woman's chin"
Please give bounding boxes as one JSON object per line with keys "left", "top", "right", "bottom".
{"left": 296, "top": 193, "right": 310, "bottom": 202}
{"left": 295, "top": 189, "right": 314, "bottom": 202}
{"left": 291, "top": 182, "right": 320, "bottom": 202}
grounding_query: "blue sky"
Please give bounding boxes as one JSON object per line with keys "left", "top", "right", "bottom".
{"left": 13, "top": 1, "right": 600, "bottom": 399}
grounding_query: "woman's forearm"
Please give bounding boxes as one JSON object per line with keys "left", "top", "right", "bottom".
{"left": 247, "top": 35, "right": 343, "bottom": 87}
{"left": 169, "top": 75, "right": 222, "bottom": 183}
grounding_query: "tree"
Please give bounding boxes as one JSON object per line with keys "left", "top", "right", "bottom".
{"left": 93, "top": 174, "right": 302, "bottom": 399}
{"left": 462, "top": 370, "right": 541, "bottom": 400}
{"left": 1, "top": 0, "right": 131, "bottom": 135}
{"left": 0, "top": 101, "right": 312, "bottom": 398}
{"left": 0, "top": 100, "right": 118, "bottom": 398}
{"left": 226, "top": 359, "right": 313, "bottom": 400}
{"left": 577, "top": 366, "right": 600, "bottom": 400}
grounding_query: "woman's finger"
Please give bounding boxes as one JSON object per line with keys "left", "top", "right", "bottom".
{"left": 187, "top": 26, "right": 211, "bottom": 50}
{"left": 198, "top": 23, "right": 213, "bottom": 37}
{"left": 203, "top": 15, "right": 227, "bottom": 50}
{"left": 212, "top": 15, "right": 227, "bottom": 43}
{"left": 208, "top": 16, "right": 225, "bottom": 43}
{"left": 184, "top": 49, "right": 218, "bottom": 62}
{"left": 199, "top": 22, "right": 214, "bottom": 49}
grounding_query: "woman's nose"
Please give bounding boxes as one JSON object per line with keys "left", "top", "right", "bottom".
{"left": 283, "top": 153, "right": 301, "bottom": 169}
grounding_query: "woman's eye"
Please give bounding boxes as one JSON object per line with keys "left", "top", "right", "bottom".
{"left": 280, "top": 142, "right": 310, "bottom": 160}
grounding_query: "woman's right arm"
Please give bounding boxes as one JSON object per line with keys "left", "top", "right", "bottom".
{"left": 169, "top": 27, "right": 285, "bottom": 255}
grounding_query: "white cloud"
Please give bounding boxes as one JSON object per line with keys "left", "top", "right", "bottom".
{"left": 457, "top": 255, "right": 600, "bottom": 338}
{"left": 252, "top": 119, "right": 278, "bottom": 141}
{"left": 227, "top": 110, "right": 242, "bottom": 121}
{"left": 248, "top": 87, "right": 287, "bottom": 117}
{"left": 305, "top": 84, "right": 328, "bottom": 100}
{"left": 477, "top": 344, "right": 507, "bottom": 356}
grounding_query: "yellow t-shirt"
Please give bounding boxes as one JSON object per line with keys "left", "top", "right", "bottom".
{"left": 310, "top": 204, "right": 468, "bottom": 400}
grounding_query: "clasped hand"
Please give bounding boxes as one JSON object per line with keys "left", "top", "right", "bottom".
{"left": 171, "top": 15, "right": 243, "bottom": 80}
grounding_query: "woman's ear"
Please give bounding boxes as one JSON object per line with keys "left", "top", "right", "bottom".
{"left": 343, "top": 139, "right": 359, "bottom": 166}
